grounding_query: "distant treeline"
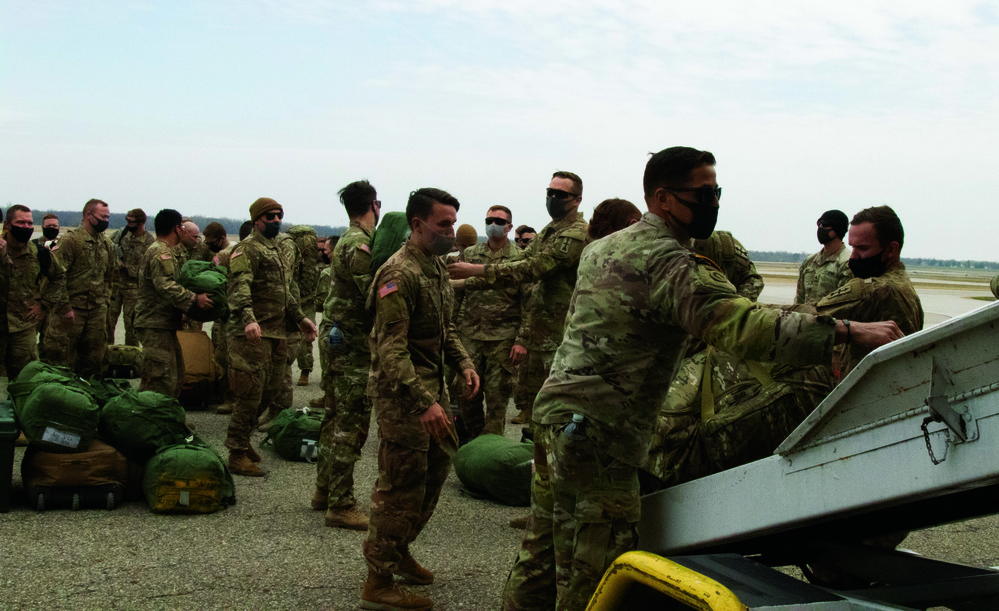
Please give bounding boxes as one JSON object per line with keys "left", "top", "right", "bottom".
{"left": 749, "top": 250, "right": 999, "bottom": 271}
{"left": 31, "top": 210, "right": 347, "bottom": 238}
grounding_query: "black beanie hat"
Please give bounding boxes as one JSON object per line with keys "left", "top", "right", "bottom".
{"left": 818, "top": 209, "right": 849, "bottom": 239}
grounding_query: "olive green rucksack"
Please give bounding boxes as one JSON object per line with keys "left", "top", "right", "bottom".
{"left": 99, "top": 389, "right": 191, "bottom": 460}
{"left": 453, "top": 434, "right": 534, "bottom": 507}
{"left": 8, "top": 362, "right": 101, "bottom": 453}
{"left": 178, "top": 260, "right": 229, "bottom": 322}
{"left": 143, "top": 436, "right": 236, "bottom": 514}
{"left": 262, "top": 407, "right": 323, "bottom": 462}
{"left": 369, "top": 212, "right": 410, "bottom": 273}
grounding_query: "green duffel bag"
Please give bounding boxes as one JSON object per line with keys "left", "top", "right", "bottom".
{"left": 453, "top": 434, "right": 533, "bottom": 507}
{"left": 262, "top": 407, "right": 323, "bottom": 462}
{"left": 143, "top": 437, "right": 236, "bottom": 514}
{"left": 178, "top": 260, "right": 228, "bottom": 322}
{"left": 369, "top": 211, "right": 410, "bottom": 272}
{"left": 99, "top": 389, "right": 190, "bottom": 459}
{"left": 87, "top": 376, "right": 132, "bottom": 408}
{"left": 8, "top": 363, "right": 101, "bottom": 454}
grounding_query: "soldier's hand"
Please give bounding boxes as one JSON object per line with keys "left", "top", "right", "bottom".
{"left": 300, "top": 317, "right": 318, "bottom": 342}
{"left": 245, "top": 321, "right": 262, "bottom": 345}
{"left": 26, "top": 302, "right": 43, "bottom": 322}
{"left": 844, "top": 320, "right": 904, "bottom": 350}
{"left": 509, "top": 344, "right": 527, "bottom": 366}
{"left": 195, "top": 294, "right": 214, "bottom": 310}
{"left": 447, "top": 262, "right": 483, "bottom": 280}
{"left": 463, "top": 368, "right": 480, "bottom": 399}
{"left": 419, "top": 402, "right": 451, "bottom": 440}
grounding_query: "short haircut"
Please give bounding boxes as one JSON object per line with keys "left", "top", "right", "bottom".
{"left": 588, "top": 198, "right": 641, "bottom": 240}
{"left": 6, "top": 204, "right": 31, "bottom": 221}
{"left": 42, "top": 213, "right": 59, "bottom": 222}
{"left": 154, "top": 209, "right": 183, "bottom": 237}
{"left": 203, "top": 222, "right": 227, "bottom": 240}
{"left": 126, "top": 208, "right": 146, "bottom": 223}
{"left": 487, "top": 205, "right": 513, "bottom": 222}
{"left": 83, "top": 198, "right": 108, "bottom": 216}
{"left": 552, "top": 171, "right": 583, "bottom": 196}
{"left": 339, "top": 180, "right": 378, "bottom": 219}
{"left": 851, "top": 205, "right": 904, "bottom": 251}
{"left": 406, "top": 187, "right": 460, "bottom": 228}
{"left": 238, "top": 220, "right": 254, "bottom": 241}
{"left": 518, "top": 226, "right": 536, "bottom": 237}
{"left": 643, "top": 147, "right": 716, "bottom": 199}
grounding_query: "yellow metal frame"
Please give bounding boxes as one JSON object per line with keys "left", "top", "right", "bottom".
{"left": 586, "top": 551, "right": 749, "bottom": 611}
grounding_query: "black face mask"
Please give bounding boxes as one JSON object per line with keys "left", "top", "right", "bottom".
{"left": 125, "top": 224, "right": 139, "bottom": 233}
{"left": 261, "top": 221, "right": 281, "bottom": 239}
{"left": 848, "top": 250, "right": 888, "bottom": 279}
{"left": 9, "top": 226, "right": 33, "bottom": 244}
{"left": 207, "top": 240, "right": 226, "bottom": 253}
{"left": 321, "top": 252, "right": 331, "bottom": 265}
{"left": 42, "top": 227, "right": 59, "bottom": 240}
{"left": 92, "top": 218, "right": 110, "bottom": 233}
{"left": 817, "top": 226, "right": 835, "bottom": 245}
{"left": 671, "top": 197, "right": 718, "bottom": 240}
{"left": 546, "top": 196, "right": 571, "bottom": 220}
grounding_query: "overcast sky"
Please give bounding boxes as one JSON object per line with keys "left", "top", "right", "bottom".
{"left": 2, "top": 1, "right": 996, "bottom": 260}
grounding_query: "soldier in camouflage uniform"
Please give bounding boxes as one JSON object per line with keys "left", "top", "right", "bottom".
{"left": 501, "top": 147, "right": 904, "bottom": 611}
{"left": 310, "top": 242, "right": 334, "bottom": 408}
{"left": 178, "top": 219, "right": 213, "bottom": 332}
{"left": 313, "top": 182, "right": 378, "bottom": 530}
{"left": 204, "top": 221, "right": 234, "bottom": 414}
{"left": 361, "top": 188, "right": 479, "bottom": 611}
{"left": 225, "top": 198, "right": 317, "bottom": 477}
{"left": 108, "top": 209, "right": 154, "bottom": 346}
{"left": 135, "top": 209, "right": 213, "bottom": 397}
{"left": 692, "top": 230, "right": 765, "bottom": 301}
{"left": 449, "top": 171, "right": 589, "bottom": 427}
{"left": 288, "top": 226, "right": 319, "bottom": 386}
{"left": 453, "top": 205, "right": 526, "bottom": 437}
{"left": 0, "top": 205, "right": 68, "bottom": 380}
{"left": 45, "top": 198, "right": 116, "bottom": 378}
{"left": 795, "top": 209, "right": 853, "bottom": 305}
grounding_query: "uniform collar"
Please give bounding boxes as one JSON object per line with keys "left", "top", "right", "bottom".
{"left": 349, "top": 220, "right": 374, "bottom": 238}
{"left": 405, "top": 237, "right": 440, "bottom": 277}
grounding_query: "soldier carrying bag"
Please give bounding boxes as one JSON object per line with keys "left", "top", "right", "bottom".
{"left": 178, "top": 260, "right": 229, "bottom": 323}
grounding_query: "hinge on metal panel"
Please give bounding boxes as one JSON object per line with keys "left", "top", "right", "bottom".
{"left": 922, "top": 356, "right": 978, "bottom": 464}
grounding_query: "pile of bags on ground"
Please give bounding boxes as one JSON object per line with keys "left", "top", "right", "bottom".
{"left": 8, "top": 361, "right": 235, "bottom": 514}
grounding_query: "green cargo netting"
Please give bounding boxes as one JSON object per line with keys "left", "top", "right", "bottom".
{"left": 8, "top": 362, "right": 101, "bottom": 453}
{"left": 262, "top": 408, "right": 323, "bottom": 462}
{"left": 99, "top": 389, "right": 190, "bottom": 459}
{"left": 369, "top": 212, "right": 410, "bottom": 272}
{"left": 453, "top": 434, "right": 533, "bottom": 507}
{"left": 178, "top": 260, "right": 229, "bottom": 322}
{"left": 143, "top": 436, "right": 236, "bottom": 514}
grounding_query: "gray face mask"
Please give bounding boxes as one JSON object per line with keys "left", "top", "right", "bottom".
{"left": 485, "top": 224, "right": 506, "bottom": 239}
{"left": 421, "top": 222, "right": 455, "bottom": 256}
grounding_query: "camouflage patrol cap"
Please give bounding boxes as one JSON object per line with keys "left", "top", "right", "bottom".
{"left": 249, "top": 197, "right": 283, "bottom": 221}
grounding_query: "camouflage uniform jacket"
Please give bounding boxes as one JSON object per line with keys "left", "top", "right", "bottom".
{"left": 692, "top": 230, "right": 764, "bottom": 301}
{"left": 3, "top": 241, "right": 67, "bottom": 333}
{"left": 457, "top": 240, "right": 525, "bottom": 341}
{"left": 213, "top": 243, "right": 235, "bottom": 270}
{"left": 134, "top": 239, "right": 197, "bottom": 330}
{"left": 535, "top": 213, "right": 837, "bottom": 468}
{"left": 324, "top": 222, "right": 375, "bottom": 355}
{"left": 226, "top": 230, "right": 305, "bottom": 339}
{"left": 315, "top": 266, "right": 332, "bottom": 310}
{"left": 276, "top": 233, "right": 304, "bottom": 333}
{"left": 473, "top": 210, "right": 588, "bottom": 350}
{"left": 366, "top": 239, "right": 474, "bottom": 424}
{"left": 52, "top": 227, "right": 116, "bottom": 310}
{"left": 185, "top": 241, "right": 215, "bottom": 265}
{"left": 118, "top": 230, "right": 155, "bottom": 289}
{"left": 287, "top": 225, "right": 319, "bottom": 312}
{"left": 795, "top": 242, "right": 852, "bottom": 305}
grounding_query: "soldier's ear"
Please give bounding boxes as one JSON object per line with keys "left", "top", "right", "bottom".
{"left": 885, "top": 241, "right": 900, "bottom": 259}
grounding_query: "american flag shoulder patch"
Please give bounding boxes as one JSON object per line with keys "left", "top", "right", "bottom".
{"left": 231, "top": 250, "right": 244, "bottom": 260}
{"left": 379, "top": 281, "right": 398, "bottom": 298}
{"left": 359, "top": 243, "right": 371, "bottom": 254}
{"left": 160, "top": 253, "right": 172, "bottom": 260}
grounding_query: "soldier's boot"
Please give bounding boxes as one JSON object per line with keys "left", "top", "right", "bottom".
{"left": 256, "top": 407, "right": 285, "bottom": 433}
{"left": 508, "top": 514, "right": 530, "bottom": 529}
{"left": 216, "top": 403, "right": 233, "bottom": 415}
{"left": 311, "top": 487, "right": 328, "bottom": 511}
{"left": 246, "top": 443, "right": 262, "bottom": 463}
{"left": 297, "top": 370, "right": 310, "bottom": 386}
{"left": 309, "top": 394, "right": 327, "bottom": 408}
{"left": 15, "top": 432, "right": 28, "bottom": 447}
{"left": 229, "top": 450, "right": 266, "bottom": 477}
{"left": 360, "top": 571, "right": 432, "bottom": 611}
{"left": 395, "top": 552, "right": 434, "bottom": 585}
{"left": 325, "top": 505, "right": 369, "bottom": 530}
{"left": 510, "top": 408, "right": 531, "bottom": 425}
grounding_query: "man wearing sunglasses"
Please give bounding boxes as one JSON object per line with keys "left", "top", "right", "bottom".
{"left": 224, "top": 197, "right": 317, "bottom": 477}
{"left": 514, "top": 225, "right": 537, "bottom": 250}
{"left": 108, "top": 208, "right": 154, "bottom": 347}
{"left": 453, "top": 205, "right": 526, "bottom": 438}
{"left": 448, "top": 171, "right": 589, "bottom": 429}
{"left": 501, "top": 147, "right": 905, "bottom": 611}
{"left": 795, "top": 209, "right": 853, "bottom": 305}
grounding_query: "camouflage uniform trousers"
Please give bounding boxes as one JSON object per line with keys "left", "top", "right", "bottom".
{"left": 108, "top": 285, "right": 141, "bottom": 347}
{"left": 317, "top": 317, "right": 332, "bottom": 394}
{"left": 363, "top": 421, "right": 452, "bottom": 576}
{"left": 296, "top": 307, "right": 316, "bottom": 372}
{"left": 458, "top": 336, "right": 515, "bottom": 437}
{"left": 38, "top": 311, "right": 71, "bottom": 369}
{"left": 136, "top": 328, "right": 185, "bottom": 398}
{"left": 278, "top": 331, "right": 303, "bottom": 410}
{"left": 516, "top": 349, "right": 555, "bottom": 423}
{"left": 503, "top": 422, "right": 639, "bottom": 611}
{"left": 211, "top": 319, "right": 234, "bottom": 405}
{"left": 224, "top": 336, "right": 289, "bottom": 451}
{"left": 67, "top": 305, "right": 110, "bottom": 379}
{"left": 0, "top": 328, "right": 39, "bottom": 383}
{"left": 315, "top": 353, "right": 371, "bottom": 510}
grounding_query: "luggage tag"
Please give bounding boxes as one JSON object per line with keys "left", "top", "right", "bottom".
{"left": 301, "top": 439, "right": 317, "bottom": 463}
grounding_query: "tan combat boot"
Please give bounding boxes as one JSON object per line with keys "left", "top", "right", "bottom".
{"left": 246, "top": 443, "right": 261, "bottom": 463}
{"left": 256, "top": 407, "right": 284, "bottom": 433}
{"left": 229, "top": 450, "right": 265, "bottom": 477}
{"left": 297, "top": 370, "right": 310, "bottom": 386}
{"left": 508, "top": 514, "right": 530, "bottom": 529}
{"left": 309, "top": 395, "right": 327, "bottom": 408}
{"left": 215, "top": 403, "right": 233, "bottom": 415}
{"left": 510, "top": 410, "right": 531, "bottom": 425}
{"left": 361, "top": 570, "right": 432, "bottom": 611}
{"left": 311, "top": 487, "right": 328, "bottom": 511}
{"left": 325, "top": 505, "right": 370, "bottom": 530}
{"left": 396, "top": 552, "right": 434, "bottom": 585}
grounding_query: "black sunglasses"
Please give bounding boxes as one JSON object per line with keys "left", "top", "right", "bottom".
{"left": 263, "top": 211, "right": 284, "bottom": 221}
{"left": 485, "top": 217, "right": 509, "bottom": 226}
{"left": 669, "top": 186, "right": 722, "bottom": 206}
{"left": 546, "top": 188, "right": 579, "bottom": 201}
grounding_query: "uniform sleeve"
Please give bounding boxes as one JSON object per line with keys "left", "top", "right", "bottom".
{"left": 442, "top": 281, "right": 473, "bottom": 373}
{"left": 106, "top": 240, "right": 118, "bottom": 297}
{"left": 794, "top": 258, "right": 808, "bottom": 305}
{"left": 654, "top": 254, "right": 836, "bottom": 366}
{"left": 348, "top": 242, "right": 375, "bottom": 297}
{"left": 39, "top": 251, "right": 67, "bottom": 313}
{"left": 483, "top": 234, "right": 585, "bottom": 286}
{"left": 370, "top": 269, "right": 437, "bottom": 412}
{"left": 150, "top": 251, "right": 197, "bottom": 312}
{"left": 736, "top": 260, "right": 765, "bottom": 302}
{"left": 228, "top": 247, "right": 257, "bottom": 327}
